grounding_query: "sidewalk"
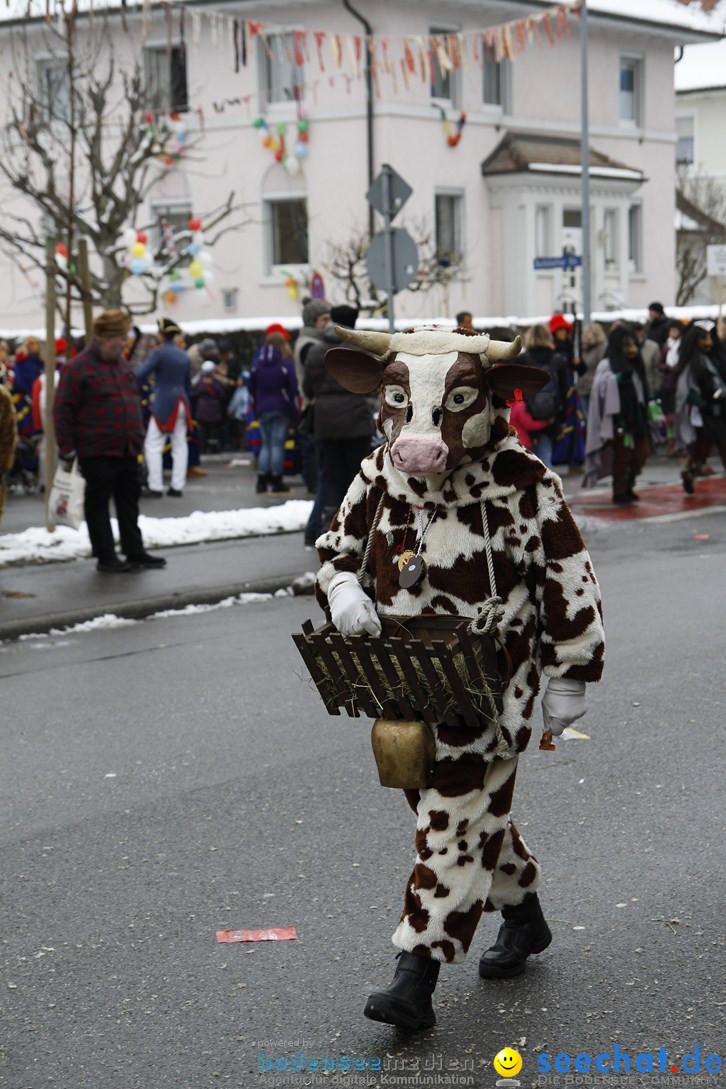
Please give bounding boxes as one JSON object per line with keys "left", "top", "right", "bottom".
{"left": 0, "top": 455, "right": 317, "bottom": 640}
{"left": 0, "top": 449, "right": 709, "bottom": 641}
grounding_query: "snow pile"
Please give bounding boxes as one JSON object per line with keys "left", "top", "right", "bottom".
{"left": 0, "top": 499, "right": 313, "bottom": 568}
{"left": 14, "top": 590, "right": 283, "bottom": 641}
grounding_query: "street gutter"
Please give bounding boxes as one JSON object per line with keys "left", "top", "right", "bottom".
{"left": 0, "top": 572, "right": 315, "bottom": 642}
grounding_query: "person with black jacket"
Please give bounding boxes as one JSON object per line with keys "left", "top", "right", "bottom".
{"left": 645, "top": 302, "right": 669, "bottom": 349}
{"left": 674, "top": 319, "right": 726, "bottom": 493}
{"left": 303, "top": 305, "right": 375, "bottom": 533}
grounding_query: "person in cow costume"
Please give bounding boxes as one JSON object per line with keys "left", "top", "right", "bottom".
{"left": 315, "top": 325, "right": 605, "bottom": 1032}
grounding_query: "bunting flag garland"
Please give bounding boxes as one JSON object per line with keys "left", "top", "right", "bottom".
{"left": 205, "top": 0, "right": 578, "bottom": 113}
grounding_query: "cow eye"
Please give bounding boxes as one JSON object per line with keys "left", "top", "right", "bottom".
{"left": 445, "top": 386, "right": 477, "bottom": 411}
{"left": 384, "top": 385, "right": 409, "bottom": 408}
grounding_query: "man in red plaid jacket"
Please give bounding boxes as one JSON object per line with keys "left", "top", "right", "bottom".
{"left": 54, "top": 310, "right": 167, "bottom": 573}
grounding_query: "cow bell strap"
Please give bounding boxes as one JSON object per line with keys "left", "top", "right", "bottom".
{"left": 357, "top": 491, "right": 386, "bottom": 584}
{"left": 469, "top": 500, "right": 505, "bottom": 637}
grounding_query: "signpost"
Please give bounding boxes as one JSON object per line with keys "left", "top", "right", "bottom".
{"left": 366, "top": 164, "right": 417, "bottom": 332}
{"left": 707, "top": 243, "right": 726, "bottom": 336}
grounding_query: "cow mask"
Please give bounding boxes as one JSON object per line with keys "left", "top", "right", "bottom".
{"left": 325, "top": 326, "right": 549, "bottom": 478}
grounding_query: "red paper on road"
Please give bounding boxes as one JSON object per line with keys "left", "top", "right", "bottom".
{"left": 215, "top": 926, "right": 298, "bottom": 943}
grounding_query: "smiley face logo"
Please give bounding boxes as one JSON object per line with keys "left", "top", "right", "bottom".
{"left": 493, "top": 1048, "right": 523, "bottom": 1078}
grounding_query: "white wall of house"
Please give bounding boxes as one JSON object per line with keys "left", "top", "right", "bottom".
{"left": 675, "top": 40, "right": 726, "bottom": 307}
{"left": 0, "top": 0, "right": 715, "bottom": 333}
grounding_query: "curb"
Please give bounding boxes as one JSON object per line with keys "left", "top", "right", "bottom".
{"left": 0, "top": 571, "right": 315, "bottom": 642}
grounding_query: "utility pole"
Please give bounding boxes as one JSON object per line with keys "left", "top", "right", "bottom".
{"left": 44, "top": 239, "right": 57, "bottom": 532}
{"left": 381, "top": 165, "right": 396, "bottom": 333}
{"left": 580, "top": 0, "right": 591, "bottom": 326}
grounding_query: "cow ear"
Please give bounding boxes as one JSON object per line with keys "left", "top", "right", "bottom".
{"left": 324, "top": 347, "right": 384, "bottom": 394}
{"left": 487, "top": 363, "right": 551, "bottom": 401}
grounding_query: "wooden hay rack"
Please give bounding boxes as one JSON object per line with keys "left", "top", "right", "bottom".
{"left": 293, "top": 615, "right": 503, "bottom": 729}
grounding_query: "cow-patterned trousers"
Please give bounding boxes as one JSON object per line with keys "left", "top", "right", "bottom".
{"left": 392, "top": 752, "right": 540, "bottom": 964}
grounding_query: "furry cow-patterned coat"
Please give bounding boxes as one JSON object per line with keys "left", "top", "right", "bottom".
{"left": 316, "top": 427, "right": 605, "bottom": 760}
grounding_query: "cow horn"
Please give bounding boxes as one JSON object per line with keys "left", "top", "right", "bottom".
{"left": 334, "top": 326, "right": 393, "bottom": 358}
{"left": 487, "top": 335, "right": 522, "bottom": 362}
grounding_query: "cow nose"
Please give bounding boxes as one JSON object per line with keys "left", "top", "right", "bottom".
{"left": 391, "top": 436, "right": 448, "bottom": 476}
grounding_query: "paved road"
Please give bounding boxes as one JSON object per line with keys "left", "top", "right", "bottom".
{"left": 1, "top": 510, "right": 724, "bottom": 1089}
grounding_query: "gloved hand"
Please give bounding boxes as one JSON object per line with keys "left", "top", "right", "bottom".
{"left": 327, "top": 571, "right": 382, "bottom": 638}
{"left": 541, "top": 677, "right": 587, "bottom": 737}
{"left": 58, "top": 450, "right": 77, "bottom": 471}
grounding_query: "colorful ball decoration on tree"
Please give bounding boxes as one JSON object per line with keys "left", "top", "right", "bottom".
{"left": 125, "top": 228, "right": 152, "bottom": 277}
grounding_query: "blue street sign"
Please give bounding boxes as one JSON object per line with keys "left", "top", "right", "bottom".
{"left": 534, "top": 255, "right": 583, "bottom": 270}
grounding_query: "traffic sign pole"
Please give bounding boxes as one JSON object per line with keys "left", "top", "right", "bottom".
{"left": 580, "top": 0, "right": 591, "bottom": 327}
{"left": 382, "top": 166, "right": 396, "bottom": 332}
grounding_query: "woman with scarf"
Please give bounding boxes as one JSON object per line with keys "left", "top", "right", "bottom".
{"left": 674, "top": 320, "right": 726, "bottom": 494}
{"left": 583, "top": 325, "right": 650, "bottom": 505}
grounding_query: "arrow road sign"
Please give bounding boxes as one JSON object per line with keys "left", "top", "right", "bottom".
{"left": 366, "top": 165, "right": 412, "bottom": 222}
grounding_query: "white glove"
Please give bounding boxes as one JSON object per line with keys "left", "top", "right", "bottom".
{"left": 327, "top": 571, "right": 382, "bottom": 638}
{"left": 541, "top": 677, "right": 587, "bottom": 737}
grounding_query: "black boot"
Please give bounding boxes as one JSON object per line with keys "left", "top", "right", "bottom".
{"left": 364, "top": 951, "right": 440, "bottom": 1031}
{"left": 256, "top": 473, "right": 269, "bottom": 494}
{"left": 269, "top": 475, "right": 290, "bottom": 494}
{"left": 478, "top": 894, "right": 552, "bottom": 979}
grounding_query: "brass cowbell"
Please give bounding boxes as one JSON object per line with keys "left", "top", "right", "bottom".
{"left": 370, "top": 718, "right": 436, "bottom": 789}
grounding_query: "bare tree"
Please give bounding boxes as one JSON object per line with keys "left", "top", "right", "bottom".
{"left": 322, "top": 218, "right": 469, "bottom": 317}
{"left": 0, "top": 8, "right": 248, "bottom": 323}
{"left": 676, "top": 167, "right": 726, "bottom": 305}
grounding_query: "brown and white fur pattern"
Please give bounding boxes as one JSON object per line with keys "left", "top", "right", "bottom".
{"left": 316, "top": 331, "right": 605, "bottom": 964}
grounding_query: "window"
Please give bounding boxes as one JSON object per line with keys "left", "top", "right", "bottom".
{"left": 535, "top": 206, "right": 551, "bottom": 259}
{"left": 150, "top": 201, "right": 193, "bottom": 262}
{"left": 430, "top": 26, "right": 459, "bottom": 106}
{"left": 222, "top": 288, "right": 238, "bottom": 313}
{"left": 37, "top": 60, "right": 72, "bottom": 123}
{"left": 265, "top": 197, "right": 308, "bottom": 267}
{"left": 619, "top": 57, "right": 643, "bottom": 125}
{"left": 627, "top": 204, "right": 642, "bottom": 272}
{"left": 144, "top": 45, "right": 188, "bottom": 113}
{"left": 483, "top": 57, "right": 502, "bottom": 107}
{"left": 676, "top": 116, "right": 695, "bottom": 166}
{"left": 435, "top": 192, "right": 463, "bottom": 265}
{"left": 563, "top": 209, "right": 582, "bottom": 229}
{"left": 261, "top": 32, "right": 304, "bottom": 107}
{"left": 603, "top": 209, "right": 618, "bottom": 268}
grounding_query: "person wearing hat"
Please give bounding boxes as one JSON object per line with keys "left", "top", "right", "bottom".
{"left": 295, "top": 298, "right": 332, "bottom": 511}
{"left": 136, "top": 318, "right": 193, "bottom": 497}
{"left": 54, "top": 309, "right": 166, "bottom": 572}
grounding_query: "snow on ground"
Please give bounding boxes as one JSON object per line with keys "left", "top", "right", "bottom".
{"left": 11, "top": 590, "right": 291, "bottom": 643}
{"left": 0, "top": 500, "right": 312, "bottom": 568}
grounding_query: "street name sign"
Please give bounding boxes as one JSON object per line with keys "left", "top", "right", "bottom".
{"left": 534, "top": 255, "right": 583, "bottom": 271}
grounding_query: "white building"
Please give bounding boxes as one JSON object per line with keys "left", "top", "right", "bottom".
{"left": 0, "top": 0, "right": 722, "bottom": 334}
{"left": 675, "top": 36, "right": 726, "bottom": 306}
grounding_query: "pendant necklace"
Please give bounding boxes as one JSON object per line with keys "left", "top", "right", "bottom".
{"left": 399, "top": 506, "right": 437, "bottom": 589}
{"left": 395, "top": 506, "right": 415, "bottom": 571}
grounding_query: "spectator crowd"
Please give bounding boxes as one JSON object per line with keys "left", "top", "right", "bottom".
{"left": 2, "top": 300, "right": 726, "bottom": 543}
